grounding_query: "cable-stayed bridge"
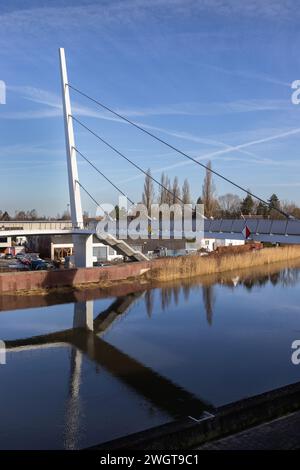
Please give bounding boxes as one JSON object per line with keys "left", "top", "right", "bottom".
{"left": 2, "top": 48, "right": 299, "bottom": 267}
{"left": 2, "top": 217, "right": 300, "bottom": 262}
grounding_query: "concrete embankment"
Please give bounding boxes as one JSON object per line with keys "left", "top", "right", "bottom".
{"left": 1, "top": 245, "right": 300, "bottom": 296}
{"left": 0, "top": 259, "right": 155, "bottom": 294}
{"left": 89, "top": 380, "right": 300, "bottom": 450}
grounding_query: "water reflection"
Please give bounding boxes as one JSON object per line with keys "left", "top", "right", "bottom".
{"left": 5, "top": 293, "right": 208, "bottom": 449}
{"left": 144, "top": 291, "right": 154, "bottom": 318}
{"left": 157, "top": 284, "right": 216, "bottom": 325}
{"left": 155, "top": 263, "right": 300, "bottom": 325}
{"left": 64, "top": 348, "right": 83, "bottom": 449}
{"left": 202, "top": 286, "right": 215, "bottom": 326}
{"left": 2, "top": 260, "right": 300, "bottom": 448}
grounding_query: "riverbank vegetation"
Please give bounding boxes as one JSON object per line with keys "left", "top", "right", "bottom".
{"left": 149, "top": 245, "right": 300, "bottom": 282}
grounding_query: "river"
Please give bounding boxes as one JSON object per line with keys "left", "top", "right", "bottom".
{"left": 1, "top": 260, "right": 300, "bottom": 449}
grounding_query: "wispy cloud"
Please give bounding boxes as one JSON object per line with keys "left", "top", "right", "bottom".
{"left": 0, "top": 1, "right": 298, "bottom": 62}
{"left": 117, "top": 126, "right": 300, "bottom": 185}
{"left": 4, "top": 85, "right": 300, "bottom": 192}
{"left": 104, "top": 98, "right": 292, "bottom": 116}
{"left": 156, "top": 127, "right": 300, "bottom": 171}
{"left": 0, "top": 1, "right": 298, "bottom": 35}
{"left": 3, "top": 84, "right": 294, "bottom": 124}
{"left": 0, "top": 142, "right": 63, "bottom": 158}
{"left": 201, "top": 63, "right": 291, "bottom": 88}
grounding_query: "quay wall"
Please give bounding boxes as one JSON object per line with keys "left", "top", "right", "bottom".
{"left": 1, "top": 246, "right": 300, "bottom": 295}
{"left": 0, "top": 259, "right": 162, "bottom": 293}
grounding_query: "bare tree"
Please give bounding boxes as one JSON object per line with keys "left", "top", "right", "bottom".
{"left": 14, "top": 209, "right": 39, "bottom": 220}
{"left": 142, "top": 168, "right": 155, "bottom": 212}
{"left": 172, "top": 176, "right": 181, "bottom": 204}
{"left": 165, "top": 176, "right": 173, "bottom": 204}
{"left": 0, "top": 211, "right": 10, "bottom": 221}
{"left": 281, "top": 201, "right": 300, "bottom": 219}
{"left": 28, "top": 209, "right": 38, "bottom": 220}
{"left": 202, "top": 161, "right": 217, "bottom": 218}
{"left": 159, "top": 172, "right": 173, "bottom": 205}
{"left": 61, "top": 210, "right": 71, "bottom": 220}
{"left": 158, "top": 172, "right": 168, "bottom": 204}
{"left": 218, "top": 193, "right": 241, "bottom": 216}
{"left": 182, "top": 179, "right": 191, "bottom": 204}
{"left": 15, "top": 210, "right": 26, "bottom": 220}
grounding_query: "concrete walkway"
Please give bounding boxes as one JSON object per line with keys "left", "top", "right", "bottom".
{"left": 198, "top": 411, "right": 300, "bottom": 450}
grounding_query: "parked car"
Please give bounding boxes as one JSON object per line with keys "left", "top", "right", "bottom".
{"left": 21, "top": 257, "right": 32, "bottom": 265}
{"left": 30, "top": 259, "right": 46, "bottom": 270}
{"left": 5, "top": 253, "right": 13, "bottom": 259}
{"left": 16, "top": 252, "right": 26, "bottom": 260}
{"left": 30, "top": 259, "right": 53, "bottom": 271}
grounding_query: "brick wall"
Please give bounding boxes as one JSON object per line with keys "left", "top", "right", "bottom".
{"left": 0, "top": 260, "right": 165, "bottom": 293}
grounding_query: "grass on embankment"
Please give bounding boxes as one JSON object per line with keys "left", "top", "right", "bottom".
{"left": 149, "top": 245, "right": 300, "bottom": 283}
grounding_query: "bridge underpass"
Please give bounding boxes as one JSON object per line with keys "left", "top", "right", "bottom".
{"left": 0, "top": 225, "right": 149, "bottom": 264}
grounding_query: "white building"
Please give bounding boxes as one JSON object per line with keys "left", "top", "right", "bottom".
{"left": 92, "top": 243, "right": 123, "bottom": 263}
{"left": 50, "top": 240, "right": 123, "bottom": 263}
{"left": 0, "top": 235, "right": 26, "bottom": 256}
{"left": 0, "top": 235, "right": 12, "bottom": 254}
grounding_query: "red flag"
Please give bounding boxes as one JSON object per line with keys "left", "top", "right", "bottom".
{"left": 242, "top": 225, "right": 251, "bottom": 239}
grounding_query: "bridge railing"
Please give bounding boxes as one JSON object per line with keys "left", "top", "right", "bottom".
{"left": 0, "top": 221, "right": 73, "bottom": 231}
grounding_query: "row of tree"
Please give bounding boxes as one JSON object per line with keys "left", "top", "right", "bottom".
{"left": 141, "top": 162, "right": 300, "bottom": 219}
{"left": 0, "top": 209, "right": 72, "bottom": 221}
{"left": 0, "top": 208, "right": 93, "bottom": 221}
{"left": 2, "top": 161, "right": 299, "bottom": 221}
{"left": 142, "top": 170, "right": 192, "bottom": 211}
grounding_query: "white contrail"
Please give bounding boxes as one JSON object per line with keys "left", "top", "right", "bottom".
{"left": 117, "top": 127, "right": 300, "bottom": 185}
{"left": 150, "top": 127, "right": 300, "bottom": 174}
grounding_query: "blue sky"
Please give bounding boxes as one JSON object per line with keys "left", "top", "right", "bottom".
{"left": 1, "top": 0, "right": 300, "bottom": 217}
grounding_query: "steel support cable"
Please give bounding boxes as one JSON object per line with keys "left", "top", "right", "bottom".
{"left": 70, "top": 114, "right": 187, "bottom": 208}
{"left": 75, "top": 179, "right": 113, "bottom": 221}
{"left": 73, "top": 146, "right": 135, "bottom": 205}
{"left": 74, "top": 146, "right": 152, "bottom": 221}
{"left": 68, "top": 84, "right": 292, "bottom": 220}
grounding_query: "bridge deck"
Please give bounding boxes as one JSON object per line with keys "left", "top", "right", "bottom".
{"left": 2, "top": 219, "right": 300, "bottom": 261}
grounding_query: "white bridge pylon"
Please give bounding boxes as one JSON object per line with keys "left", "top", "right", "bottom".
{"left": 59, "top": 48, "right": 83, "bottom": 230}
{"left": 59, "top": 48, "right": 148, "bottom": 266}
{"left": 59, "top": 48, "right": 94, "bottom": 268}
